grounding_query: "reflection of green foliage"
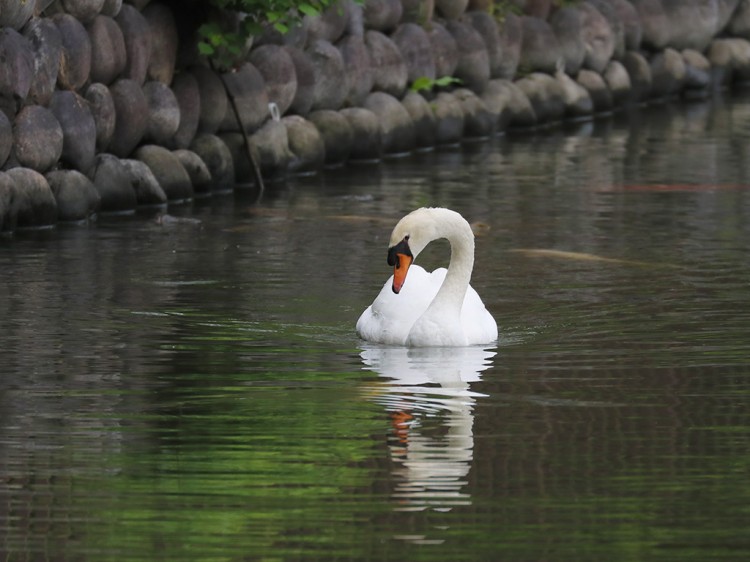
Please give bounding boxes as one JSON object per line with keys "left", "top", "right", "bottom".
{"left": 69, "top": 314, "right": 388, "bottom": 559}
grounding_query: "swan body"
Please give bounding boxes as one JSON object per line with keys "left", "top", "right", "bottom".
{"left": 356, "top": 207, "right": 498, "bottom": 347}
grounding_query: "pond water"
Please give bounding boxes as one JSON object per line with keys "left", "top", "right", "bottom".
{"left": 2, "top": 92, "right": 750, "bottom": 562}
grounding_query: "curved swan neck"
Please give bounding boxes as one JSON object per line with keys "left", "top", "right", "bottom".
{"left": 433, "top": 212, "right": 474, "bottom": 313}
{"left": 390, "top": 207, "right": 476, "bottom": 314}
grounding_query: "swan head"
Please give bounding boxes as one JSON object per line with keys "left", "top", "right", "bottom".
{"left": 387, "top": 236, "right": 412, "bottom": 294}
{"left": 386, "top": 208, "right": 449, "bottom": 294}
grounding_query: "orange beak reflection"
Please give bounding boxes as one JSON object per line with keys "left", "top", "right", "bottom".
{"left": 392, "top": 253, "right": 413, "bottom": 294}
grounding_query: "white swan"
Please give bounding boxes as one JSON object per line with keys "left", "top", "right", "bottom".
{"left": 356, "top": 207, "right": 498, "bottom": 347}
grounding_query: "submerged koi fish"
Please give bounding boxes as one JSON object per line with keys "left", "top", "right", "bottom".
{"left": 508, "top": 248, "right": 677, "bottom": 268}
{"left": 610, "top": 183, "right": 748, "bottom": 192}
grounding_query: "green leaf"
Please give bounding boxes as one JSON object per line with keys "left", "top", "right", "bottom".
{"left": 242, "top": 19, "right": 263, "bottom": 37}
{"left": 229, "top": 39, "right": 246, "bottom": 55}
{"left": 299, "top": 3, "right": 320, "bottom": 17}
{"left": 198, "top": 42, "right": 215, "bottom": 56}
{"left": 198, "top": 22, "right": 222, "bottom": 38}
{"left": 435, "top": 76, "right": 462, "bottom": 87}
{"left": 410, "top": 77, "right": 433, "bottom": 92}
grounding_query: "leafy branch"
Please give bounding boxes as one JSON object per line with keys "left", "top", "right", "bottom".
{"left": 197, "top": 0, "right": 339, "bottom": 71}
{"left": 194, "top": 0, "right": 348, "bottom": 199}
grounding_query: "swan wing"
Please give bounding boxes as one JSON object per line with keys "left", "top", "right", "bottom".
{"left": 460, "top": 284, "right": 498, "bottom": 345}
{"left": 356, "top": 266, "right": 444, "bottom": 345}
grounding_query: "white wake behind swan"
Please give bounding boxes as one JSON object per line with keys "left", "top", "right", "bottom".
{"left": 356, "top": 207, "right": 498, "bottom": 347}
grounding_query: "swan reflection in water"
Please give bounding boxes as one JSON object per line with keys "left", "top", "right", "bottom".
{"left": 360, "top": 345, "right": 495, "bottom": 513}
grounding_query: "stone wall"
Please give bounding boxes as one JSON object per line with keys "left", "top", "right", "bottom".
{"left": 3, "top": 0, "right": 750, "bottom": 229}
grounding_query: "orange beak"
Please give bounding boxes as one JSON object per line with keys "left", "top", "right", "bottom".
{"left": 391, "top": 253, "right": 413, "bottom": 294}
